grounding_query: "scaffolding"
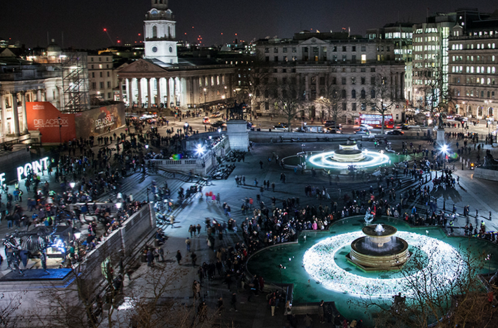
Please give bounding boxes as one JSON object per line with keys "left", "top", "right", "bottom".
{"left": 61, "top": 52, "right": 90, "bottom": 113}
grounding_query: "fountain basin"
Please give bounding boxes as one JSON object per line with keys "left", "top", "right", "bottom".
{"left": 348, "top": 224, "right": 410, "bottom": 271}
{"left": 348, "top": 237, "right": 409, "bottom": 271}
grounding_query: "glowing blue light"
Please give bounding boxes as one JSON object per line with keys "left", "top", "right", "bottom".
{"left": 303, "top": 231, "right": 463, "bottom": 298}
{"left": 51, "top": 238, "right": 66, "bottom": 253}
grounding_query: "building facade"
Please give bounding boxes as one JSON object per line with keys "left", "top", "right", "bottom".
{"left": 254, "top": 32, "right": 405, "bottom": 123}
{"left": 88, "top": 53, "right": 119, "bottom": 101}
{"left": 411, "top": 9, "right": 491, "bottom": 109}
{"left": 366, "top": 23, "right": 414, "bottom": 101}
{"left": 117, "top": 0, "right": 235, "bottom": 110}
{"left": 0, "top": 55, "right": 63, "bottom": 139}
{"left": 448, "top": 17, "right": 498, "bottom": 118}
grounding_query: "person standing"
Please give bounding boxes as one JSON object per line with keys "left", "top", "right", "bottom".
{"left": 192, "top": 280, "right": 201, "bottom": 300}
{"left": 217, "top": 297, "right": 224, "bottom": 316}
{"left": 198, "top": 301, "right": 207, "bottom": 322}
{"left": 147, "top": 248, "right": 154, "bottom": 267}
{"left": 319, "top": 300, "right": 325, "bottom": 323}
{"left": 157, "top": 247, "right": 164, "bottom": 262}
{"left": 304, "top": 314, "right": 313, "bottom": 328}
{"left": 185, "top": 237, "right": 191, "bottom": 252}
{"left": 230, "top": 292, "right": 238, "bottom": 312}
{"left": 191, "top": 251, "right": 198, "bottom": 267}
{"left": 270, "top": 295, "right": 276, "bottom": 316}
{"left": 175, "top": 250, "right": 182, "bottom": 265}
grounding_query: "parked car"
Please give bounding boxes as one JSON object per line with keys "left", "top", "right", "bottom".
{"left": 294, "top": 126, "right": 324, "bottom": 133}
{"left": 395, "top": 124, "right": 410, "bottom": 130}
{"left": 273, "top": 123, "right": 289, "bottom": 132}
{"left": 359, "top": 124, "right": 373, "bottom": 130}
{"left": 324, "top": 128, "right": 341, "bottom": 134}
{"left": 324, "top": 120, "right": 342, "bottom": 128}
{"left": 385, "top": 129, "right": 404, "bottom": 135}
{"left": 203, "top": 117, "right": 211, "bottom": 124}
{"left": 354, "top": 129, "right": 370, "bottom": 135}
{"left": 212, "top": 120, "right": 227, "bottom": 128}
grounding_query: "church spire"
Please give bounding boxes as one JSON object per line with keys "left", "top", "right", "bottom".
{"left": 151, "top": 0, "right": 168, "bottom": 10}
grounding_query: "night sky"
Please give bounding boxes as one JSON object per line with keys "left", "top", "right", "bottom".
{"left": 1, "top": 0, "right": 497, "bottom": 50}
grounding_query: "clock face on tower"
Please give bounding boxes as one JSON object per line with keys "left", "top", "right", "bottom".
{"left": 152, "top": 47, "right": 158, "bottom": 53}
{"left": 169, "top": 47, "right": 173, "bottom": 53}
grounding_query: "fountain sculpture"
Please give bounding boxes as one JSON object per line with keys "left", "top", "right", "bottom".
{"left": 347, "top": 224, "right": 409, "bottom": 271}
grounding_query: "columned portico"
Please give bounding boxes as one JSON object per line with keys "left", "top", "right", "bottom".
{"left": 126, "top": 78, "right": 131, "bottom": 106}
{"left": 147, "top": 78, "right": 152, "bottom": 108}
{"left": 1, "top": 93, "right": 6, "bottom": 140}
{"left": 137, "top": 78, "right": 143, "bottom": 108}
{"left": 20, "top": 91, "right": 28, "bottom": 134}
{"left": 11, "top": 93, "right": 20, "bottom": 136}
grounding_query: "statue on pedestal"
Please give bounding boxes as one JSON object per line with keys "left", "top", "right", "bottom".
{"left": 438, "top": 114, "right": 445, "bottom": 129}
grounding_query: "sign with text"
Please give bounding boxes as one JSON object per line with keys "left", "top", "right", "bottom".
{"left": 75, "top": 104, "right": 125, "bottom": 138}
{"left": 26, "top": 102, "right": 76, "bottom": 143}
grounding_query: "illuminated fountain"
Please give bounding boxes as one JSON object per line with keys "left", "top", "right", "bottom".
{"left": 333, "top": 143, "right": 365, "bottom": 162}
{"left": 302, "top": 230, "right": 463, "bottom": 298}
{"left": 306, "top": 142, "right": 389, "bottom": 169}
{"left": 347, "top": 224, "right": 409, "bottom": 271}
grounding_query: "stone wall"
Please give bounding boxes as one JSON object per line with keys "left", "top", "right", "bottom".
{"left": 474, "top": 167, "right": 498, "bottom": 181}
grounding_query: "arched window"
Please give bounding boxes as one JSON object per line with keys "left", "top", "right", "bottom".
{"left": 351, "top": 90, "right": 356, "bottom": 99}
{"left": 371, "top": 89, "right": 376, "bottom": 98}
{"left": 341, "top": 90, "right": 346, "bottom": 99}
{"left": 152, "top": 26, "right": 157, "bottom": 38}
{"left": 360, "top": 89, "right": 366, "bottom": 99}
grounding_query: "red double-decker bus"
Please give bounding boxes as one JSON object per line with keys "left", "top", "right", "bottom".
{"left": 358, "top": 113, "right": 394, "bottom": 128}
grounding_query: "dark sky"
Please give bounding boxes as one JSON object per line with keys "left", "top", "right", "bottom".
{"left": 1, "top": 0, "right": 496, "bottom": 49}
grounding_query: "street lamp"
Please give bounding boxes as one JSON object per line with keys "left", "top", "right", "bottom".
{"left": 116, "top": 202, "right": 122, "bottom": 210}
{"left": 203, "top": 88, "right": 207, "bottom": 104}
{"left": 440, "top": 144, "right": 448, "bottom": 170}
{"left": 70, "top": 182, "right": 75, "bottom": 190}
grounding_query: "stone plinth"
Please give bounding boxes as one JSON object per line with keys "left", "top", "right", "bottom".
{"left": 437, "top": 128, "right": 445, "bottom": 144}
{"left": 226, "top": 120, "right": 249, "bottom": 151}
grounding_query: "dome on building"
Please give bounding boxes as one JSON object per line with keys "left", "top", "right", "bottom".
{"left": 47, "top": 39, "right": 61, "bottom": 53}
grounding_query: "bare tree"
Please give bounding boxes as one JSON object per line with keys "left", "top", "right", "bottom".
{"left": 316, "top": 84, "right": 341, "bottom": 129}
{"left": 415, "top": 65, "right": 456, "bottom": 127}
{"left": 352, "top": 246, "right": 498, "bottom": 328}
{"left": 371, "top": 73, "right": 399, "bottom": 133}
{"left": 242, "top": 60, "right": 271, "bottom": 116}
{"left": 0, "top": 292, "right": 26, "bottom": 328}
{"left": 270, "top": 77, "right": 307, "bottom": 132}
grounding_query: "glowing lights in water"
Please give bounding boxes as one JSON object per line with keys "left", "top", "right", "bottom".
{"left": 308, "top": 150, "right": 389, "bottom": 169}
{"left": 303, "top": 231, "right": 463, "bottom": 298}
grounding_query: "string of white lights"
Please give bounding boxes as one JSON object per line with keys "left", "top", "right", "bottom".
{"left": 303, "top": 231, "right": 463, "bottom": 298}
{"left": 308, "top": 150, "right": 390, "bottom": 169}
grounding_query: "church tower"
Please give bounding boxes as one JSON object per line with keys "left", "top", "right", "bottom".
{"left": 144, "top": 0, "right": 178, "bottom": 64}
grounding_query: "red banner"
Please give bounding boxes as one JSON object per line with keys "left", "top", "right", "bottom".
{"left": 26, "top": 102, "right": 76, "bottom": 143}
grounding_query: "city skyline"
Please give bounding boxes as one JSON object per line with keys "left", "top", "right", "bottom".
{"left": 1, "top": 0, "right": 497, "bottom": 49}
